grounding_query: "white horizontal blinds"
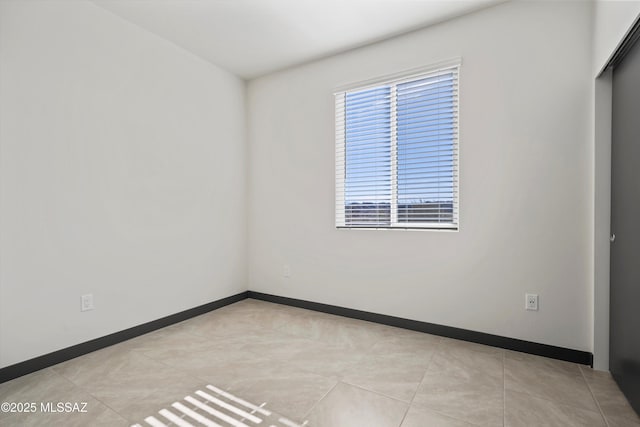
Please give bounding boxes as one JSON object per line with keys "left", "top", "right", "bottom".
{"left": 396, "top": 66, "right": 459, "bottom": 227}
{"left": 336, "top": 86, "right": 392, "bottom": 227}
{"left": 335, "top": 93, "right": 346, "bottom": 227}
{"left": 335, "top": 62, "right": 459, "bottom": 229}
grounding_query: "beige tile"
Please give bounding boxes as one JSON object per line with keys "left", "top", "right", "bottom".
{"left": 137, "top": 329, "right": 276, "bottom": 363}
{"left": 232, "top": 330, "right": 324, "bottom": 361}
{"left": 412, "top": 351, "right": 504, "bottom": 426}
{"left": 369, "top": 328, "right": 441, "bottom": 366}
{"left": 579, "top": 366, "right": 612, "bottom": 384}
{"left": 228, "top": 298, "right": 283, "bottom": 311}
{"left": 0, "top": 369, "right": 127, "bottom": 426}
{"left": 506, "top": 351, "right": 582, "bottom": 377}
{"left": 276, "top": 313, "right": 390, "bottom": 350}
{"left": 580, "top": 367, "right": 640, "bottom": 423}
{"left": 121, "top": 326, "right": 229, "bottom": 356}
{"left": 0, "top": 369, "right": 89, "bottom": 407}
{"left": 216, "top": 298, "right": 290, "bottom": 316}
{"left": 216, "top": 362, "right": 338, "bottom": 422}
{"left": 54, "top": 350, "right": 207, "bottom": 421}
{"left": 401, "top": 405, "right": 475, "bottom": 427}
{"left": 261, "top": 301, "right": 441, "bottom": 355}
{"left": 305, "top": 382, "right": 409, "bottom": 427}
{"left": 341, "top": 353, "right": 428, "bottom": 401}
{"left": 0, "top": 369, "right": 60, "bottom": 404}
{"left": 160, "top": 348, "right": 266, "bottom": 390}
{"left": 431, "top": 345, "right": 504, "bottom": 380}
{"left": 246, "top": 300, "right": 331, "bottom": 321}
{"left": 165, "top": 299, "right": 312, "bottom": 341}
{"left": 132, "top": 335, "right": 301, "bottom": 392}
{"left": 282, "top": 341, "right": 369, "bottom": 379}
{"left": 413, "top": 374, "right": 503, "bottom": 426}
{"left": 138, "top": 333, "right": 336, "bottom": 421}
{"left": 505, "top": 389, "right": 605, "bottom": 427}
{"left": 50, "top": 341, "right": 138, "bottom": 383}
{"left": 440, "top": 337, "right": 505, "bottom": 356}
{"left": 130, "top": 391, "right": 305, "bottom": 427}
{"left": 168, "top": 305, "right": 294, "bottom": 339}
{"left": 505, "top": 353, "right": 598, "bottom": 412}
{"left": 0, "top": 404, "right": 129, "bottom": 427}
{"left": 606, "top": 414, "right": 640, "bottom": 427}
{"left": 120, "top": 324, "right": 302, "bottom": 374}
{"left": 286, "top": 327, "right": 436, "bottom": 401}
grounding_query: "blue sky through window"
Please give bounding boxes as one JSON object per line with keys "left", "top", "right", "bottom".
{"left": 344, "top": 86, "right": 391, "bottom": 204}
{"left": 342, "top": 70, "right": 456, "bottom": 225}
{"left": 397, "top": 73, "right": 455, "bottom": 206}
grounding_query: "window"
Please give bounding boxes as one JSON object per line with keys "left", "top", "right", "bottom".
{"left": 335, "top": 61, "right": 459, "bottom": 230}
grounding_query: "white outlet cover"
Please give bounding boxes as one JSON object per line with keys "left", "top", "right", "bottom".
{"left": 525, "top": 293, "right": 538, "bottom": 311}
{"left": 283, "top": 265, "right": 291, "bottom": 278}
{"left": 81, "top": 294, "right": 94, "bottom": 312}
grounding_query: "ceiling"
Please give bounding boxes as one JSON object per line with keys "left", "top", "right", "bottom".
{"left": 92, "top": 0, "right": 505, "bottom": 79}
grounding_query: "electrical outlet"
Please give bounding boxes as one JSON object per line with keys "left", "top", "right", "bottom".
{"left": 283, "top": 264, "right": 291, "bottom": 278}
{"left": 525, "top": 293, "right": 538, "bottom": 311}
{"left": 81, "top": 294, "right": 94, "bottom": 312}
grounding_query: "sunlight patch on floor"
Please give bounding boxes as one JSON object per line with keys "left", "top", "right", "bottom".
{"left": 132, "top": 384, "right": 308, "bottom": 427}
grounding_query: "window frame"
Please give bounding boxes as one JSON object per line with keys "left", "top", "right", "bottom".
{"left": 334, "top": 58, "right": 461, "bottom": 231}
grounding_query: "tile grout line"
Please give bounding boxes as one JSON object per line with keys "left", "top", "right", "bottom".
{"left": 396, "top": 362, "right": 430, "bottom": 426}
{"left": 300, "top": 327, "right": 449, "bottom": 425}
{"left": 503, "top": 350, "right": 506, "bottom": 427}
{"left": 396, "top": 336, "right": 444, "bottom": 427}
{"left": 47, "top": 367, "right": 128, "bottom": 423}
{"left": 503, "top": 354, "right": 606, "bottom": 417}
{"left": 400, "top": 337, "right": 443, "bottom": 410}
{"left": 579, "top": 366, "right": 611, "bottom": 427}
{"left": 339, "top": 380, "right": 417, "bottom": 405}
{"left": 395, "top": 337, "right": 485, "bottom": 427}
{"left": 301, "top": 380, "right": 340, "bottom": 421}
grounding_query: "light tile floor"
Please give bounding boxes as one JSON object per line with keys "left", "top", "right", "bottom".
{"left": 0, "top": 299, "right": 638, "bottom": 427}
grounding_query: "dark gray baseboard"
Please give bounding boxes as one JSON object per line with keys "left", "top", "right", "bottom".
{"left": 248, "top": 291, "right": 594, "bottom": 367}
{"left": 1, "top": 289, "right": 594, "bottom": 384}
{"left": 0, "top": 291, "right": 248, "bottom": 384}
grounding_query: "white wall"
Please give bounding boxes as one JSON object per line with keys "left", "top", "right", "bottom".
{"left": 0, "top": 0, "right": 247, "bottom": 368}
{"left": 592, "top": 0, "right": 640, "bottom": 76}
{"left": 591, "top": 0, "right": 640, "bottom": 370}
{"left": 248, "top": 0, "right": 594, "bottom": 351}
